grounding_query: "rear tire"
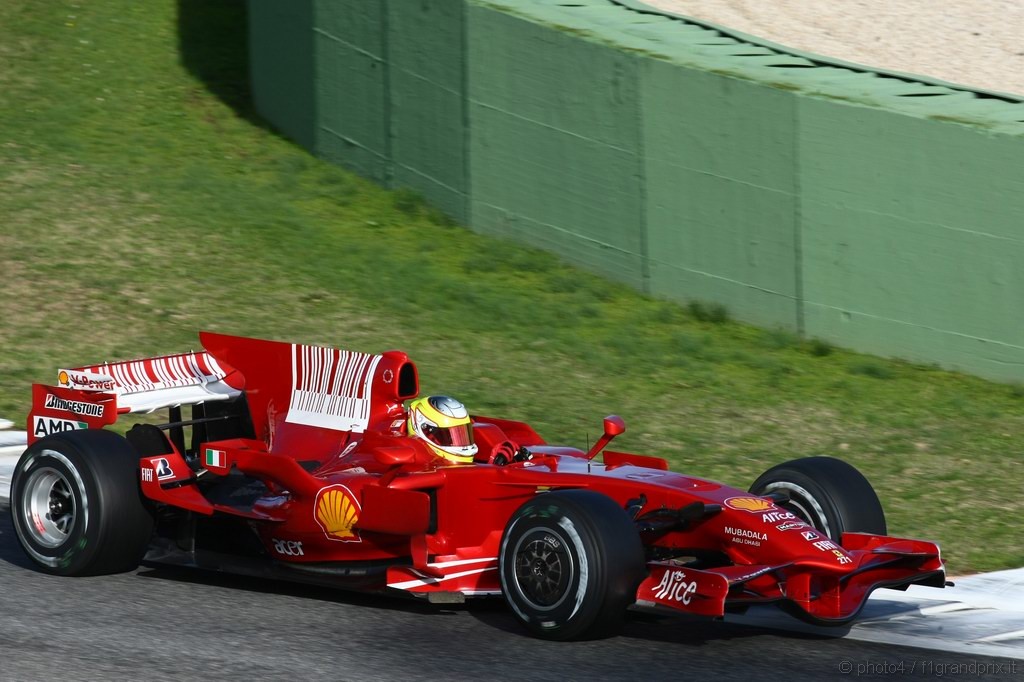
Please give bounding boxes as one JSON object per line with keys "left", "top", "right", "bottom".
{"left": 749, "top": 456, "right": 886, "bottom": 542}
{"left": 11, "top": 430, "right": 154, "bottom": 575}
{"left": 499, "top": 490, "right": 646, "bottom": 640}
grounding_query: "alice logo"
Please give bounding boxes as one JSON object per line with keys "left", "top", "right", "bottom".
{"left": 315, "top": 485, "right": 362, "bottom": 542}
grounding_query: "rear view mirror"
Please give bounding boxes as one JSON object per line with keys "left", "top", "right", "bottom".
{"left": 603, "top": 415, "right": 626, "bottom": 437}
{"left": 586, "top": 415, "right": 626, "bottom": 460}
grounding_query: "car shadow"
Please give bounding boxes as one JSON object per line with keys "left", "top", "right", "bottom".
{"left": 134, "top": 560, "right": 832, "bottom": 647}
{"left": 464, "top": 600, "right": 841, "bottom": 646}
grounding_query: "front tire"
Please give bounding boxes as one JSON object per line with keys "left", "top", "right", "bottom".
{"left": 499, "top": 490, "right": 646, "bottom": 640}
{"left": 11, "top": 429, "right": 154, "bottom": 576}
{"left": 749, "top": 456, "right": 886, "bottom": 542}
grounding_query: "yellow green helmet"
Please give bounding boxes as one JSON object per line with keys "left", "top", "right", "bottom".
{"left": 407, "top": 395, "right": 477, "bottom": 464}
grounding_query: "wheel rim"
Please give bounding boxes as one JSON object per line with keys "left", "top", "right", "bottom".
{"left": 21, "top": 467, "right": 78, "bottom": 548}
{"left": 512, "top": 528, "right": 573, "bottom": 610}
{"left": 761, "top": 481, "right": 832, "bottom": 538}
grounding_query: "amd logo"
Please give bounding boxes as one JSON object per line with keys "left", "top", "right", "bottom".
{"left": 32, "top": 416, "right": 86, "bottom": 437}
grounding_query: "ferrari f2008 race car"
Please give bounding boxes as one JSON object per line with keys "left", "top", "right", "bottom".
{"left": 12, "top": 332, "right": 946, "bottom": 640}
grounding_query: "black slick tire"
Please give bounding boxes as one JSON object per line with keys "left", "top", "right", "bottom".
{"left": 749, "top": 456, "right": 886, "bottom": 542}
{"left": 11, "top": 429, "right": 155, "bottom": 576}
{"left": 499, "top": 489, "right": 646, "bottom": 640}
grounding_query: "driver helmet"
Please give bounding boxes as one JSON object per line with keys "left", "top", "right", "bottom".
{"left": 407, "top": 395, "right": 477, "bottom": 464}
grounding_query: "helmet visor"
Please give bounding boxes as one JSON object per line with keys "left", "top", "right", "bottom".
{"left": 424, "top": 422, "right": 474, "bottom": 448}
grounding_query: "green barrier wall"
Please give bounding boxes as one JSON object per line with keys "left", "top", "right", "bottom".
{"left": 248, "top": 0, "right": 1024, "bottom": 381}
{"left": 641, "top": 59, "right": 801, "bottom": 330}
{"left": 247, "top": 0, "right": 315, "bottom": 149}
{"left": 315, "top": 2, "right": 390, "bottom": 182}
{"left": 389, "top": 0, "right": 467, "bottom": 221}
{"left": 251, "top": 0, "right": 469, "bottom": 219}
{"left": 467, "top": 6, "right": 646, "bottom": 290}
{"left": 798, "top": 103, "right": 1024, "bottom": 373}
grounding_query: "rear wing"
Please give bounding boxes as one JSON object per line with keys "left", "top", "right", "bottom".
{"left": 28, "top": 351, "right": 242, "bottom": 445}
{"left": 62, "top": 352, "right": 240, "bottom": 413}
{"left": 27, "top": 332, "right": 423, "bottom": 452}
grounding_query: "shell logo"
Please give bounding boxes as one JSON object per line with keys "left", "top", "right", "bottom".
{"left": 725, "top": 496, "right": 775, "bottom": 513}
{"left": 314, "top": 484, "right": 362, "bottom": 543}
{"left": 58, "top": 370, "right": 69, "bottom": 387}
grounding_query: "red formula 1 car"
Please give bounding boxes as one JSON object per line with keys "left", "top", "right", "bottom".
{"left": 11, "top": 332, "right": 946, "bottom": 640}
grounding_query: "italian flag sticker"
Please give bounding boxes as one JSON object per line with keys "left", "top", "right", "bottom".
{"left": 205, "top": 448, "right": 226, "bottom": 468}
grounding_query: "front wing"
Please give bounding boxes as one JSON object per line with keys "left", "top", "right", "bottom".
{"left": 635, "top": 533, "right": 944, "bottom": 624}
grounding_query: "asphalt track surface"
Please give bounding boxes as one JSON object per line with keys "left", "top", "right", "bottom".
{"left": 0, "top": 506, "right": 1018, "bottom": 681}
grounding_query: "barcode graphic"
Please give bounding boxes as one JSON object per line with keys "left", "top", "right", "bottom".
{"left": 82, "top": 352, "right": 227, "bottom": 395}
{"left": 287, "top": 343, "right": 381, "bottom": 433}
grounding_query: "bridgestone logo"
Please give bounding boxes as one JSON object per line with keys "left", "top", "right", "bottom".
{"left": 44, "top": 394, "right": 103, "bottom": 418}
